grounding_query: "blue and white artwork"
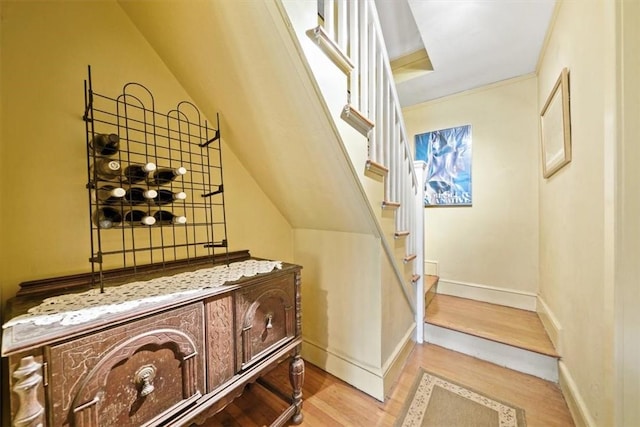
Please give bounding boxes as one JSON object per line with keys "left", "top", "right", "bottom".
{"left": 415, "top": 125, "right": 472, "bottom": 206}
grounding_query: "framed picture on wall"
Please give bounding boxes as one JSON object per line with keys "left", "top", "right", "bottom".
{"left": 415, "top": 124, "right": 472, "bottom": 207}
{"left": 540, "top": 67, "right": 571, "bottom": 178}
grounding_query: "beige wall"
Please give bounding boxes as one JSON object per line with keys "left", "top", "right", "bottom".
{"left": 541, "top": 1, "right": 640, "bottom": 425}
{"left": 1, "top": 0, "right": 415, "bottom": 408}
{"left": 0, "top": 1, "right": 293, "bottom": 305}
{"left": 0, "top": 1, "right": 4, "bottom": 309}
{"left": 403, "top": 76, "right": 540, "bottom": 298}
{"left": 537, "top": 0, "right": 613, "bottom": 425}
{"left": 616, "top": 2, "right": 640, "bottom": 425}
{"left": 281, "top": 0, "right": 416, "bottom": 400}
{"left": 294, "top": 230, "right": 382, "bottom": 365}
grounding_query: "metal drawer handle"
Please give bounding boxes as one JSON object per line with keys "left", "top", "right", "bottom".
{"left": 265, "top": 313, "right": 273, "bottom": 329}
{"left": 135, "top": 365, "right": 157, "bottom": 397}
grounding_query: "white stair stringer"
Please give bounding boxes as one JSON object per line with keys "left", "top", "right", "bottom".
{"left": 424, "top": 323, "right": 559, "bottom": 382}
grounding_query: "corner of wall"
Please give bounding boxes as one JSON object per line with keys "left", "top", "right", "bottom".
{"left": 535, "top": 0, "right": 563, "bottom": 74}
{"left": 559, "top": 361, "right": 596, "bottom": 427}
{"left": 536, "top": 295, "right": 563, "bottom": 355}
{"left": 301, "top": 339, "right": 385, "bottom": 401}
{"left": 382, "top": 324, "right": 416, "bottom": 400}
{"left": 437, "top": 279, "right": 538, "bottom": 311}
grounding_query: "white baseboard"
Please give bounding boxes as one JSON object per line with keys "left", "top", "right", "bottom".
{"left": 558, "top": 361, "right": 595, "bottom": 427}
{"left": 425, "top": 323, "right": 559, "bottom": 382}
{"left": 437, "top": 279, "right": 537, "bottom": 311}
{"left": 536, "top": 296, "right": 563, "bottom": 355}
{"left": 302, "top": 326, "right": 417, "bottom": 402}
{"left": 382, "top": 325, "right": 416, "bottom": 399}
{"left": 301, "top": 338, "right": 385, "bottom": 401}
{"left": 424, "top": 260, "right": 439, "bottom": 276}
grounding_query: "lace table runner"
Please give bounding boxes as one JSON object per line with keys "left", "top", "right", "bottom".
{"left": 3, "top": 260, "right": 282, "bottom": 328}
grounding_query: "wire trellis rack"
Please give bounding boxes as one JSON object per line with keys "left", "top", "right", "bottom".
{"left": 83, "top": 66, "right": 229, "bottom": 292}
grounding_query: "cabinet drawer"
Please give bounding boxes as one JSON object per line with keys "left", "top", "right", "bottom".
{"left": 235, "top": 274, "right": 295, "bottom": 371}
{"left": 46, "top": 303, "right": 205, "bottom": 427}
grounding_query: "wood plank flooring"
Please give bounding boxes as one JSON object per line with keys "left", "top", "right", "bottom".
{"left": 426, "top": 294, "right": 559, "bottom": 357}
{"left": 199, "top": 343, "right": 574, "bottom": 426}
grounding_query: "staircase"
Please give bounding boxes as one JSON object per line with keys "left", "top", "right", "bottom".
{"left": 288, "top": 0, "right": 428, "bottom": 341}
{"left": 279, "top": 0, "right": 561, "bottom": 392}
{"left": 118, "top": 0, "right": 561, "bottom": 403}
{"left": 424, "top": 280, "right": 560, "bottom": 382}
{"left": 285, "top": 1, "right": 563, "bottom": 387}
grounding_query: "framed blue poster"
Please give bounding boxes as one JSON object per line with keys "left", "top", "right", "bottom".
{"left": 415, "top": 125, "right": 472, "bottom": 206}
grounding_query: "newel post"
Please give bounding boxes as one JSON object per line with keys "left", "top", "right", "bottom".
{"left": 413, "top": 160, "right": 427, "bottom": 343}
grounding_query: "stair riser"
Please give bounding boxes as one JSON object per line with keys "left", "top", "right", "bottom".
{"left": 425, "top": 323, "right": 559, "bottom": 382}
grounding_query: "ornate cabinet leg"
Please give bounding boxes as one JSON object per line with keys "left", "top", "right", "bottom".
{"left": 289, "top": 352, "right": 305, "bottom": 425}
{"left": 12, "top": 356, "right": 44, "bottom": 427}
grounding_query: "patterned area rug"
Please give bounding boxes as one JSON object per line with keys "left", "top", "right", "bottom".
{"left": 395, "top": 370, "right": 527, "bottom": 427}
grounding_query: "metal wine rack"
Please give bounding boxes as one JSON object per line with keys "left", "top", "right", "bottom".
{"left": 83, "top": 67, "right": 229, "bottom": 292}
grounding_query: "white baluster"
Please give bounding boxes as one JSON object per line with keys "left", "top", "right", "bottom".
{"left": 368, "top": 28, "right": 377, "bottom": 159}
{"left": 349, "top": 0, "right": 359, "bottom": 109}
{"left": 359, "top": 0, "right": 369, "bottom": 114}
{"left": 324, "top": 0, "right": 335, "bottom": 40}
{"left": 414, "top": 161, "right": 427, "bottom": 343}
{"left": 337, "top": 0, "right": 348, "bottom": 52}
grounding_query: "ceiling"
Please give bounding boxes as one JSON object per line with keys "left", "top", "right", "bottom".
{"left": 375, "top": 0, "right": 557, "bottom": 107}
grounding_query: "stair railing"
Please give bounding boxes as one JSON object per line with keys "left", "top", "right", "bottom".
{"left": 312, "top": 0, "right": 426, "bottom": 342}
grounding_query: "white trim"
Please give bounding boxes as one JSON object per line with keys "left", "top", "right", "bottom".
{"left": 382, "top": 325, "right": 416, "bottom": 398}
{"left": 424, "top": 260, "right": 439, "bottom": 276}
{"left": 413, "top": 161, "right": 427, "bottom": 344}
{"left": 558, "top": 361, "right": 596, "bottom": 427}
{"left": 301, "top": 338, "right": 384, "bottom": 401}
{"left": 436, "top": 279, "right": 537, "bottom": 311}
{"left": 302, "top": 326, "right": 417, "bottom": 402}
{"left": 536, "top": 295, "right": 564, "bottom": 355}
{"left": 425, "top": 323, "right": 559, "bottom": 382}
{"left": 403, "top": 73, "right": 538, "bottom": 111}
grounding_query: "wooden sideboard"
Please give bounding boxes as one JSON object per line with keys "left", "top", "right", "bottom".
{"left": 2, "top": 256, "right": 304, "bottom": 427}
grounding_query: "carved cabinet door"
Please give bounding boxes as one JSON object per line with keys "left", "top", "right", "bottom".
{"left": 235, "top": 274, "right": 296, "bottom": 371}
{"left": 45, "top": 303, "right": 205, "bottom": 427}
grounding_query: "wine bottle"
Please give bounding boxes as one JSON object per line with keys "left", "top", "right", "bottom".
{"left": 90, "top": 133, "right": 120, "bottom": 156}
{"left": 92, "top": 207, "right": 122, "bottom": 229}
{"left": 153, "top": 210, "right": 187, "bottom": 225}
{"left": 91, "top": 158, "right": 121, "bottom": 181}
{"left": 124, "top": 187, "right": 158, "bottom": 205}
{"left": 124, "top": 209, "right": 156, "bottom": 226}
{"left": 147, "top": 166, "right": 187, "bottom": 186}
{"left": 94, "top": 185, "right": 126, "bottom": 204}
{"left": 123, "top": 162, "right": 157, "bottom": 184}
{"left": 154, "top": 189, "right": 187, "bottom": 205}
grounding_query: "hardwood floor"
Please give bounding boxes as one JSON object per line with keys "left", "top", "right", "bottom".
{"left": 199, "top": 343, "right": 574, "bottom": 426}
{"left": 426, "top": 294, "right": 559, "bottom": 357}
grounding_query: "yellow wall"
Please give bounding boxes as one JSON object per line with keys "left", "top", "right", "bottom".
{"left": 616, "top": 2, "right": 640, "bottom": 424}
{"left": 294, "top": 229, "right": 382, "bottom": 371}
{"left": 0, "top": 1, "right": 293, "bottom": 305}
{"left": 403, "top": 76, "right": 540, "bottom": 299}
{"left": 283, "top": 0, "right": 415, "bottom": 401}
{"left": 0, "top": 1, "right": 4, "bottom": 309}
{"left": 537, "top": 0, "right": 613, "bottom": 424}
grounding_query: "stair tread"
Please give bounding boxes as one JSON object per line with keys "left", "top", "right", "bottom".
{"left": 425, "top": 275, "right": 439, "bottom": 293}
{"left": 425, "top": 294, "right": 560, "bottom": 358}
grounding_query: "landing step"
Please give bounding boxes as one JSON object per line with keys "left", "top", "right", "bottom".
{"left": 425, "top": 275, "right": 438, "bottom": 309}
{"left": 425, "top": 294, "right": 560, "bottom": 382}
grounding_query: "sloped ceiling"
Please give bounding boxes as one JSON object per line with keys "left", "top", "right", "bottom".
{"left": 118, "top": 0, "right": 376, "bottom": 234}
{"left": 375, "top": 0, "right": 557, "bottom": 106}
